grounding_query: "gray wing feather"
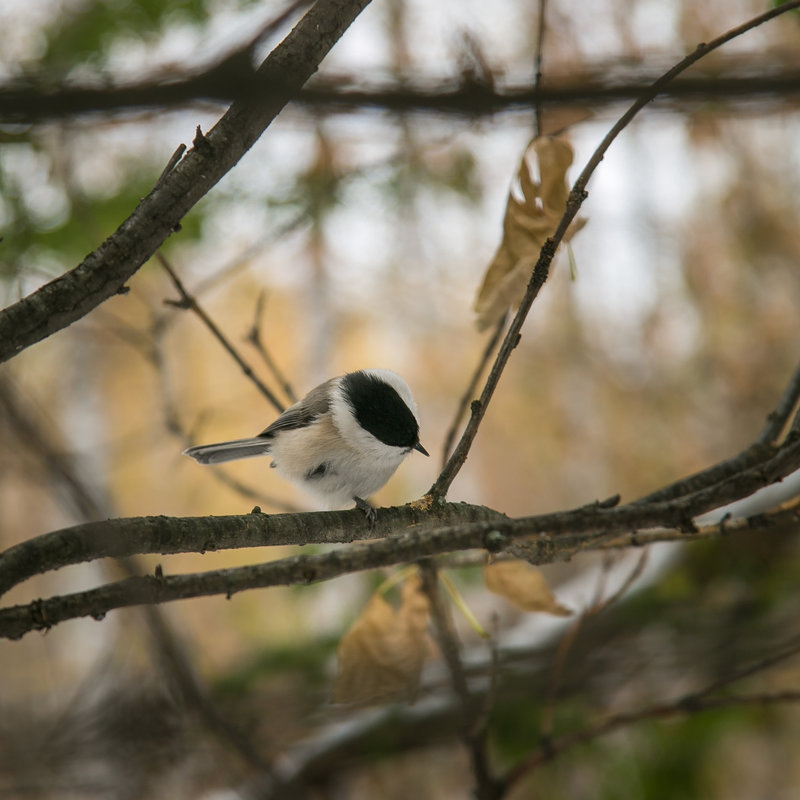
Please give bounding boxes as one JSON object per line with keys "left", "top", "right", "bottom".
{"left": 184, "top": 438, "right": 272, "bottom": 464}
{"left": 184, "top": 378, "right": 337, "bottom": 466}
{"left": 257, "top": 378, "right": 335, "bottom": 438}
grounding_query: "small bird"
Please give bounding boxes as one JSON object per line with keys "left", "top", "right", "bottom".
{"left": 184, "top": 368, "right": 429, "bottom": 521}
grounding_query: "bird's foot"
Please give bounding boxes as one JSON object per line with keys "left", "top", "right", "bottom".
{"left": 353, "top": 496, "right": 378, "bottom": 527}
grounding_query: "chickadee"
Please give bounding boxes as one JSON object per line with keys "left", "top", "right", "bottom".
{"left": 184, "top": 368, "right": 429, "bottom": 521}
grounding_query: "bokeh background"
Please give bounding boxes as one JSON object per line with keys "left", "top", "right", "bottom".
{"left": 2, "top": 1, "right": 800, "bottom": 797}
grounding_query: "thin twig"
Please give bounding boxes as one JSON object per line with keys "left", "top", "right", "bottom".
{"left": 246, "top": 291, "right": 298, "bottom": 404}
{"left": 502, "top": 632, "right": 800, "bottom": 792}
{"left": 533, "top": 0, "right": 547, "bottom": 137}
{"left": 154, "top": 143, "right": 186, "bottom": 189}
{"left": 505, "top": 690, "right": 800, "bottom": 790}
{"left": 429, "top": 0, "right": 800, "bottom": 501}
{"left": 0, "top": 374, "right": 275, "bottom": 776}
{"left": 540, "top": 550, "right": 648, "bottom": 738}
{"left": 757, "top": 356, "right": 800, "bottom": 444}
{"left": 418, "top": 561, "right": 501, "bottom": 800}
{"left": 635, "top": 354, "right": 800, "bottom": 506}
{"left": 95, "top": 305, "right": 299, "bottom": 512}
{"left": 158, "top": 252, "right": 285, "bottom": 414}
{"left": 440, "top": 314, "right": 507, "bottom": 469}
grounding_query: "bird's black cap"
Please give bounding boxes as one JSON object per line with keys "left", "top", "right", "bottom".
{"left": 342, "top": 371, "right": 421, "bottom": 450}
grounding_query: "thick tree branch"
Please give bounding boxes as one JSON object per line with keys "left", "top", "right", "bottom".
{"left": 0, "top": 502, "right": 506, "bottom": 599}
{"left": 2, "top": 436, "right": 800, "bottom": 640}
{"left": 3, "top": 65, "right": 800, "bottom": 123}
{"left": 0, "top": 0, "right": 373, "bottom": 364}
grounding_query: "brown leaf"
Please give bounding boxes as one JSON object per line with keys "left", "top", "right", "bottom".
{"left": 474, "top": 136, "right": 586, "bottom": 331}
{"left": 485, "top": 560, "right": 572, "bottom": 616}
{"left": 332, "top": 574, "right": 433, "bottom": 705}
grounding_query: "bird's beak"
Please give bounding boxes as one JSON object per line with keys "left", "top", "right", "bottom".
{"left": 414, "top": 441, "right": 430, "bottom": 457}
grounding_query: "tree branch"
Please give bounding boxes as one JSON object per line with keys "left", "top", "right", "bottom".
{"left": 419, "top": 561, "right": 502, "bottom": 800}
{"left": 429, "top": 0, "right": 800, "bottom": 500}
{"left": 0, "top": 0, "right": 374, "bottom": 364}
{"left": 3, "top": 436, "right": 800, "bottom": 640}
{"left": 3, "top": 64, "right": 800, "bottom": 124}
{"left": 159, "top": 253, "right": 286, "bottom": 414}
{"left": 0, "top": 501, "right": 506, "bottom": 599}
{"left": 502, "top": 633, "right": 800, "bottom": 791}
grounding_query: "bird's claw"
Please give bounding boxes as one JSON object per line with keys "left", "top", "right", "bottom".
{"left": 353, "top": 496, "right": 378, "bottom": 527}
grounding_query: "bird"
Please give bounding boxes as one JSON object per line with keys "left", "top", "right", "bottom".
{"left": 183, "top": 368, "right": 428, "bottom": 522}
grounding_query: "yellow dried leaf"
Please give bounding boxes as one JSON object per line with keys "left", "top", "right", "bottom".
{"left": 333, "top": 574, "right": 432, "bottom": 705}
{"left": 485, "top": 560, "right": 572, "bottom": 617}
{"left": 474, "top": 136, "right": 586, "bottom": 331}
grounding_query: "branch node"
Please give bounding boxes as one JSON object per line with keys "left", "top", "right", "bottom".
{"left": 679, "top": 515, "right": 699, "bottom": 534}
{"left": 193, "top": 124, "right": 212, "bottom": 156}
{"left": 596, "top": 493, "right": 621, "bottom": 509}
{"left": 484, "top": 529, "right": 509, "bottom": 553}
{"left": 163, "top": 297, "right": 192, "bottom": 310}
{"left": 30, "top": 598, "right": 49, "bottom": 632}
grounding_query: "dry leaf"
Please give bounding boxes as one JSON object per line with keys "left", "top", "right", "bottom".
{"left": 333, "top": 574, "right": 433, "bottom": 705}
{"left": 474, "top": 135, "right": 586, "bottom": 331}
{"left": 485, "top": 560, "right": 572, "bottom": 616}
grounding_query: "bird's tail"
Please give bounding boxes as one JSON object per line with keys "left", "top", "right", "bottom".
{"left": 183, "top": 437, "right": 271, "bottom": 465}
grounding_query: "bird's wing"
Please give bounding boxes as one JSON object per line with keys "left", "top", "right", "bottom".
{"left": 258, "top": 377, "right": 337, "bottom": 438}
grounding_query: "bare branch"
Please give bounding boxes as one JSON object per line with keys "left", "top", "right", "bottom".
{"left": 3, "top": 63, "right": 800, "bottom": 124}
{"left": 245, "top": 291, "right": 298, "bottom": 405}
{"left": 3, "top": 446, "right": 800, "bottom": 639}
{"left": 0, "top": 502, "right": 506, "bottom": 599}
{"left": 440, "top": 314, "right": 506, "bottom": 470}
{"left": 502, "top": 633, "right": 800, "bottom": 792}
{"left": 758, "top": 356, "right": 800, "bottom": 445}
{"left": 533, "top": 0, "right": 548, "bottom": 137}
{"left": 159, "top": 253, "right": 285, "bottom": 413}
{"left": 419, "top": 561, "right": 501, "bottom": 800}
{"left": 0, "top": 0, "right": 375, "bottom": 364}
{"left": 429, "top": 0, "right": 800, "bottom": 500}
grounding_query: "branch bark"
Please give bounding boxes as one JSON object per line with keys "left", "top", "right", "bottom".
{"left": 3, "top": 66, "right": 800, "bottom": 123}
{"left": 0, "top": 0, "right": 373, "bottom": 364}
{"left": 3, "top": 436, "right": 800, "bottom": 640}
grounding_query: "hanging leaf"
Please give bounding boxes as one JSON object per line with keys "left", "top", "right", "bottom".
{"left": 474, "top": 135, "right": 587, "bottom": 331}
{"left": 485, "top": 560, "right": 573, "bottom": 616}
{"left": 332, "top": 574, "right": 433, "bottom": 705}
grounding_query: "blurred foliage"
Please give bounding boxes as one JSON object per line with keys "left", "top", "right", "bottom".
{"left": 39, "top": 0, "right": 211, "bottom": 74}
